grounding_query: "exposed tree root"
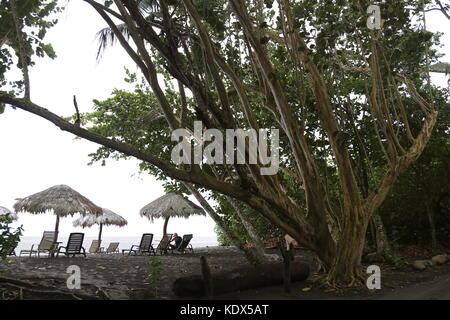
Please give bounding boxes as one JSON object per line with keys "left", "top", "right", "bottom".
{"left": 308, "top": 267, "right": 367, "bottom": 291}
{"left": 324, "top": 267, "right": 367, "bottom": 289}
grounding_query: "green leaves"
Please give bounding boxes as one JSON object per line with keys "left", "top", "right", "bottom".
{"left": 36, "top": 43, "right": 56, "bottom": 58}
{"left": 259, "top": 35, "right": 270, "bottom": 44}
{"left": 193, "top": 0, "right": 227, "bottom": 39}
{"left": 0, "top": 0, "right": 60, "bottom": 94}
{"left": 83, "top": 83, "right": 175, "bottom": 184}
{"left": 0, "top": 221, "right": 23, "bottom": 260}
{"left": 264, "top": 0, "right": 274, "bottom": 9}
{"left": 379, "top": 88, "right": 450, "bottom": 245}
{"left": 104, "top": 0, "right": 114, "bottom": 8}
{"left": 148, "top": 258, "right": 164, "bottom": 285}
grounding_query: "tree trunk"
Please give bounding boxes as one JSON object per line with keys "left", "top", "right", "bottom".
{"left": 52, "top": 215, "right": 60, "bottom": 258}
{"left": 327, "top": 208, "right": 368, "bottom": 286}
{"left": 368, "top": 218, "right": 377, "bottom": 249}
{"left": 426, "top": 201, "right": 437, "bottom": 250}
{"left": 227, "top": 197, "right": 267, "bottom": 262}
{"left": 372, "top": 213, "right": 391, "bottom": 256}
{"left": 97, "top": 223, "right": 103, "bottom": 253}
{"left": 162, "top": 216, "right": 170, "bottom": 237}
{"left": 184, "top": 183, "right": 264, "bottom": 264}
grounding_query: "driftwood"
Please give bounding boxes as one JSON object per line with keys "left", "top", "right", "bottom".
{"left": 0, "top": 276, "right": 105, "bottom": 300}
{"left": 173, "top": 262, "right": 309, "bottom": 298}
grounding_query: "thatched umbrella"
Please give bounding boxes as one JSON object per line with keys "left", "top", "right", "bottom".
{"left": 73, "top": 208, "right": 127, "bottom": 251}
{"left": 0, "top": 206, "right": 18, "bottom": 222}
{"left": 14, "top": 185, "right": 102, "bottom": 246}
{"left": 140, "top": 193, "right": 206, "bottom": 236}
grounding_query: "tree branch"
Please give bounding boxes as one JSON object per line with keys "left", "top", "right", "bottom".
{"left": 182, "top": 0, "right": 236, "bottom": 128}
{"left": 83, "top": 0, "right": 124, "bottom": 21}
{"left": 113, "top": 0, "right": 178, "bottom": 130}
{"left": 433, "top": 0, "right": 450, "bottom": 20}
{"left": 364, "top": 109, "right": 438, "bottom": 216}
{"left": 363, "top": 72, "right": 438, "bottom": 216}
{"left": 10, "top": 0, "right": 30, "bottom": 100}
{"left": 279, "top": 0, "right": 362, "bottom": 215}
{"left": 0, "top": 93, "right": 249, "bottom": 200}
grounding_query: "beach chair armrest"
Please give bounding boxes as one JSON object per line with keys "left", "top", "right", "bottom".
{"left": 122, "top": 245, "right": 137, "bottom": 255}
{"left": 55, "top": 246, "right": 65, "bottom": 257}
{"left": 20, "top": 244, "right": 35, "bottom": 252}
{"left": 51, "top": 242, "right": 61, "bottom": 249}
{"left": 20, "top": 245, "right": 37, "bottom": 257}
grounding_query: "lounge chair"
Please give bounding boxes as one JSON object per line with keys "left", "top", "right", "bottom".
{"left": 88, "top": 240, "right": 101, "bottom": 254}
{"left": 170, "top": 234, "right": 194, "bottom": 254}
{"left": 37, "top": 238, "right": 58, "bottom": 257}
{"left": 20, "top": 231, "right": 57, "bottom": 257}
{"left": 101, "top": 242, "right": 120, "bottom": 254}
{"left": 7, "top": 246, "right": 17, "bottom": 256}
{"left": 122, "top": 233, "right": 155, "bottom": 256}
{"left": 56, "top": 233, "right": 86, "bottom": 258}
{"left": 155, "top": 233, "right": 172, "bottom": 255}
{"left": 0, "top": 245, "right": 17, "bottom": 257}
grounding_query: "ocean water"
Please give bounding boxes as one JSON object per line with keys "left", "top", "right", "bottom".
{"left": 15, "top": 235, "right": 219, "bottom": 254}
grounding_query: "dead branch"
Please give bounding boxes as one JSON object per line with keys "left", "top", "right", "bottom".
{"left": 0, "top": 276, "right": 104, "bottom": 300}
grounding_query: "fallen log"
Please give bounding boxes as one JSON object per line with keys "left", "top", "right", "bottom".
{"left": 173, "top": 262, "right": 309, "bottom": 298}
{"left": 200, "top": 256, "right": 213, "bottom": 299}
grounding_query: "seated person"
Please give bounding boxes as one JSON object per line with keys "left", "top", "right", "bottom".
{"left": 169, "top": 233, "right": 182, "bottom": 250}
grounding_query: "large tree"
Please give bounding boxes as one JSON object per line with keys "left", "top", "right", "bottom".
{"left": 0, "top": 0, "right": 445, "bottom": 286}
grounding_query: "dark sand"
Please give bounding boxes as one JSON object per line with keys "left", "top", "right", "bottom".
{"left": 0, "top": 246, "right": 449, "bottom": 300}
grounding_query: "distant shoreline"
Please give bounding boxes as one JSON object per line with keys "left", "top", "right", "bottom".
{"left": 15, "top": 235, "right": 219, "bottom": 254}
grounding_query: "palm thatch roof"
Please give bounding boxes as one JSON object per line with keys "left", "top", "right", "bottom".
{"left": 73, "top": 208, "right": 128, "bottom": 228}
{"left": 0, "top": 206, "right": 18, "bottom": 221}
{"left": 14, "top": 184, "right": 102, "bottom": 217}
{"left": 140, "top": 193, "right": 206, "bottom": 222}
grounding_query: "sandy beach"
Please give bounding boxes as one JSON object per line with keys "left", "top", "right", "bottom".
{"left": 1, "top": 245, "right": 449, "bottom": 300}
{"left": 0, "top": 246, "right": 262, "bottom": 299}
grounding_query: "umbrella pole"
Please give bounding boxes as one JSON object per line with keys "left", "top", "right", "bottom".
{"left": 97, "top": 223, "right": 103, "bottom": 253}
{"left": 163, "top": 216, "right": 170, "bottom": 237}
{"left": 52, "top": 215, "right": 60, "bottom": 258}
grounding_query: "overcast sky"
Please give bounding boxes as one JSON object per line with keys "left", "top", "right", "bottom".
{"left": 0, "top": 2, "right": 448, "bottom": 239}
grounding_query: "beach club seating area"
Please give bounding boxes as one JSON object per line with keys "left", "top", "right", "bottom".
{"left": 2, "top": 188, "right": 205, "bottom": 260}
{"left": 16, "top": 232, "right": 195, "bottom": 258}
